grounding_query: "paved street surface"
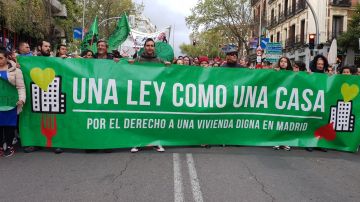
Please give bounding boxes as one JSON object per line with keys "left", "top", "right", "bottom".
{"left": 1, "top": 146, "right": 360, "bottom": 202}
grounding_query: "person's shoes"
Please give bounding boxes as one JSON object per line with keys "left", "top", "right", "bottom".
{"left": 155, "top": 145, "right": 165, "bottom": 152}
{"left": 130, "top": 147, "right": 139, "bottom": 153}
{"left": 3, "top": 147, "right": 14, "bottom": 157}
{"left": 23, "top": 146, "right": 36, "bottom": 153}
{"left": 283, "top": 146, "right": 291, "bottom": 151}
{"left": 54, "top": 148, "right": 63, "bottom": 154}
{"left": 305, "top": 147, "right": 313, "bottom": 152}
{"left": 273, "top": 146, "right": 280, "bottom": 150}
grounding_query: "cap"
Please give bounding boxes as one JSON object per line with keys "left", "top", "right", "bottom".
{"left": 222, "top": 44, "right": 238, "bottom": 54}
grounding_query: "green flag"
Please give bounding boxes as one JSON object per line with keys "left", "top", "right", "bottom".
{"left": 108, "top": 13, "right": 130, "bottom": 51}
{"left": 80, "top": 16, "right": 99, "bottom": 52}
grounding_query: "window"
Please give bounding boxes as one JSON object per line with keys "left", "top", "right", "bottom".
{"left": 332, "top": 16, "right": 344, "bottom": 39}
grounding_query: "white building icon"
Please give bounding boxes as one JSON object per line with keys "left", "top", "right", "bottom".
{"left": 31, "top": 77, "right": 66, "bottom": 114}
{"left": 329, "top": 101, "right": 354, "bottom": 132}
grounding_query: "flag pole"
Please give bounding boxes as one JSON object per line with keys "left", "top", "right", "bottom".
{"left": 82, "top": 0, "right": 86, "bottom": 40}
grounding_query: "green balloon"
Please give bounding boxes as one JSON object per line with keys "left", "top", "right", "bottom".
{"left": 138, "top": 42, "right": 174, "bottom": 62}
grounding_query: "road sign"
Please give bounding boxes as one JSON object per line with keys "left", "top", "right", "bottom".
{"left": 264, "top": 42, "right": 283, "bottom": 63}
{"left": 260, "top": 38, "right": 270, "bottom": 49}
{"left": 73, "top": 28, "right": 83, "bottom": 40}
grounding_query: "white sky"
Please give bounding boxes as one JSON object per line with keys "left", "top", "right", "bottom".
{"left": 134, "top": 0, "right": 198, "bottom": 56}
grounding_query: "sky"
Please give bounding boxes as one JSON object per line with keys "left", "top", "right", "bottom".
{"left": 133, "top": 0, "right": 198, "bottom": 56}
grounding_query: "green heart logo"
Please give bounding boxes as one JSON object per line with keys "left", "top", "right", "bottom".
{"left": 341, "top": 83, "right": 359, "bottom": 102}
{"left": 30, "top": 68, "right": 56, "bottom": 91}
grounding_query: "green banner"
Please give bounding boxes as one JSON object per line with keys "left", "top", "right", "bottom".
{"left": 0, "top": 78, "right": 18, "bottom": 111}
{"left": 17, "top": 57, "right": 360, "bottom": 152}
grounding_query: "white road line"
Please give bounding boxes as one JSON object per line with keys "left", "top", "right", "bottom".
{"left": 186, "top": 153, "right": 204, "bottom": 202}
{"left": 73, "top": 109, "right": 323, "bottom": 120}
{"left": 173, "top": 153, "right": 184, "bottom": 202}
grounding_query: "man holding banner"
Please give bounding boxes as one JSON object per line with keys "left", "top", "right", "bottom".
{"left": 130, "top": 38, "right": 166, "bottom": 153}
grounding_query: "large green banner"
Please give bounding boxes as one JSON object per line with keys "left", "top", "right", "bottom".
{"left": 16, "top": 57, "right": 360, "bottom": 152}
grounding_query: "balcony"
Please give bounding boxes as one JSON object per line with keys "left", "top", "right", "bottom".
{"left": 278, "top": 12, "right": 286, "bottom": 23}
{"left": 296, "top": 1, "right": 307, "bottom": 13}
{"left": 251, "top": 0, "right": 261, "bottom": 6}
{"left": 285, "top": 37, "right": 296, "bottom": 48}
{"left": 329, "top": 0, "right": 351, "bottom": 7}
{"left": 267, "top": 17, "right": 278, "bottom": 29}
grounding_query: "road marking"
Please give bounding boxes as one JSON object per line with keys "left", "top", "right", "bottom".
{"left": 73, "top": 109, "right": 323, "bottom": 120}
{"left": 186, "top": 153, "right": 204, "bottom": 202}
{"left": 173, "top": 153, "right": 184, "bottom": 202}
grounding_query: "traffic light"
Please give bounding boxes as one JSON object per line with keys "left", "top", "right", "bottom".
{"left": 309, "top": 34, "right": 316, "bottom": 50}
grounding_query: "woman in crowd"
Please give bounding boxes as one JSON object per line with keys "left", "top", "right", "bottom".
{"left": 340, "top": 66, "right": 354, "bottom": 75}
{"left": 273, "top": 56, "right": 293, "bottom": 151}
{"left": 199, "top": 56, "right": 209, "bottom": 67}
{"left": 276, "top": 56, "right": 292, "bottom": 70}
{"left": 292, "top": 61, "right": 306, "bottom": 72}
{"left": 193, "top": 57, "right": 200, "bottom": 66}
{"left": 239, "top": 56, "right": 250, "bottom": 68}
{"left": 176, "top": 59, "right": 184, "bottom": 65}
{"left": 183, "top": 56, "right": 191, "bottom": 66}
{"left": 310, "top": 55, "right": 329, "bottom": 73}
{"left": 81, "top": 50, "right": 94, "bottom": 58}
{"left": 0, "top": 49, "right": 26, "bottom": 157}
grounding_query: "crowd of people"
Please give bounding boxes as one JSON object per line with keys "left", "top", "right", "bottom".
{"left": 0, "top": 37, "right": 359, "bottom": 157}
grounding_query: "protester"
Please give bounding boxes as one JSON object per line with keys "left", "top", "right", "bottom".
{"left": 56, "top": 44, "right": 69, "bottom": 58}
{"left": 134, "top": 38, "right": 170, "bottom": 65}
{"left": 307, "top": 55, "right": 329, "bottom": 152}
{"left": 310, "top": 55, "right": 329, "bottom": 73}
{"left": 183, "top": 56, "right": 191, "bottom": 65}
{"left": 36, "top": 41, "right": 52, "bottom": 57}
{"left": 176, "top": 59, "right": 184, "bottom": 65}
{"left": 272, "top": 56, "right": 294, "bottom": 151}
{"left": 50, "top": 43, "right": 66, "bottom": 154}
{"left": 0, "top": 49, "right": 26, "bottom": 157}
{"left": 262, "top": 61, "right": 272, "bottom": 69}
{"left": 340, "top": 66, "right": 353, "bottom": 75}
{"left": 221, "top": 45, "right": 243, "bottom": 68}
{"left": 193, "top": 57, "right": 200, "bottom": 66}
{"left": 18, "top": 42, "right": 33, "bottom": 56}
{"left": 81, "top": 50, "right": 94, "bottom": 58}
{"left": 199, "top": 56, "right": 209, "bottom": 67}
{"left": 129, "top": 38, "right": 167, "bottom": 153}
{"left": 6, "top": 49, "right": 18, "bottom": 68}
{"left": 239, "top": 56, "right": 250, "bottom": 68}
{"left": 276, "top": 56, "right": 292, "bottom": 71}
{"left": 94, "top": 40, "right": 115, "bottom": 60}
{"left": 293, "top": 61, "right": 306, "bottom": 72}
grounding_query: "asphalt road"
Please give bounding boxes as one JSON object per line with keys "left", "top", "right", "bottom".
{"left": 1, "top": 146, "right": 360, "bottom": 202}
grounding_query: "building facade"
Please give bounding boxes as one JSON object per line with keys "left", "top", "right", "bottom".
{"left": 250, "top": 0, "right": 358, "bottom": 67}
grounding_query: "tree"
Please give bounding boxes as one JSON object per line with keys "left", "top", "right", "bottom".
{"left": 83, "top": 0, "right": 135, "bottom": 39}
{"left": 0, "top": 0, "right": 51, "bottom": 39}
{"left": 186, "top": 0, "right": 252, "bottom": 54}
{"left": 180, "top": 29, "right": 227, "bottom": 58}
{"left": 338, "top": 4, "right": 360, "bottom": 51}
